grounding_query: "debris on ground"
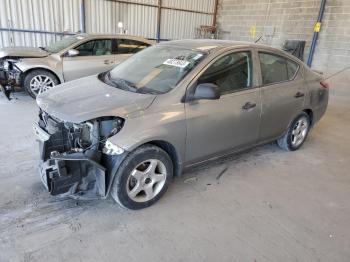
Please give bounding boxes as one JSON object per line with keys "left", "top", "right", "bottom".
{"left": 184, "top": 177, "right": 198, "bottom": 184}
{"left": 216, "top": 166, "right": 228, "bottom": 182}
{"left": 263, "top": 201, "right": 273, "bottom": 209}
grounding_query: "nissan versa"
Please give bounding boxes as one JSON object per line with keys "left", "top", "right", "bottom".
{"left": 33, "top": 40, "right": 329, "bottom": 210}
{"left": 0, "top": 34, "right": 152, "bottom": 99}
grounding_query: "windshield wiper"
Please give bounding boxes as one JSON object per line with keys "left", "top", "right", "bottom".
{"left": 105, "top": 72, "right": 161, "bottom": 95}
{"left": 136, "top": 87, "right": 163, "bottom": 95}
{"left": 108, "top": 75, "right": 137, "bottom": 92}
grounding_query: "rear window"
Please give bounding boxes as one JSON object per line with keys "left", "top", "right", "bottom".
{"left": 259, "top": 52, "right": 299, "bottom": 85}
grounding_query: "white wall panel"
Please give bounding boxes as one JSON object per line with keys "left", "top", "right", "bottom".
{"left": 160, "top": 9, "right": 213, "bottom": 39}
{"left": 0, "top": 0, "right": 216, "bottom": 47}
{"left": 85, "top": 0, "right": 157, "bottom": 38}
{"left": 0, "top": 0, "right": 81, "bottom": 48}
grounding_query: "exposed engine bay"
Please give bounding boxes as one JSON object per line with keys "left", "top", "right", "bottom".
{"left": 35, "top": 109, "right": 127, "bottom": 199}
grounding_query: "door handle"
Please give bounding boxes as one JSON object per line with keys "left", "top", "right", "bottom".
{"left": 242, "top": 102, "right": 256, "bottom": 110}
{"left": 294, "top": 92, "right": 305, "bottom": 98}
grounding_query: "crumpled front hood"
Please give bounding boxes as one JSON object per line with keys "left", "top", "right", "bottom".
{"left": 36, "top": 75, "right": 156, "bottom": 123}
{"left": 0, "top": 46, "right": 49, "bottom": 59}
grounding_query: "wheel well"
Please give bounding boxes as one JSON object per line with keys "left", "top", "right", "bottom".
{"left": 146, "top": 140, "right": 181, "bottom": 177}
{"left": 21, "top": 68, "right": 61, "bottom": 85}
{"left": 303, "top": 109, "right": 314, "bottom": 125}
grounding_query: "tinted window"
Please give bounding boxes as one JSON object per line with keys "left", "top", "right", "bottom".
{"left": 259, "top": 52, "right": 299, "bottom": 85}
{"left": 198, "top": 51, "right": 253, "bottom": 95}
{"left": 75, "top": 39, "right": 112, "bottom": 56}
{"left": 116, "top": 39, "right": 149, "bottom": 54}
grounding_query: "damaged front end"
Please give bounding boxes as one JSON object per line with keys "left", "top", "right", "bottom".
{"left": 34, "top": 110, "right": 127, "bottom": 200}
{"left": 0, "top": 58, "right": 22, "bottom": 100}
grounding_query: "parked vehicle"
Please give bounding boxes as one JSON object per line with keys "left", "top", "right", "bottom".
{"left": 0, "top": 34, "right": 153, "bottom": 99}
{"left": 33, "top": 40, "right": 329, "bottom": 209}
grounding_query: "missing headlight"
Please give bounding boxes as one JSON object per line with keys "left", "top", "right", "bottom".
{"left": 99, "top": 117, "right": 124, "bottom": 139}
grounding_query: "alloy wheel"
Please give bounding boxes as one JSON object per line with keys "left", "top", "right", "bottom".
{"left": 126, "top": 159, "right": 167, "bottom": 203}
{"left": 291, "top": 117, "right": 309, "bottom": 147}
{"left": 29, "top": 75, "right": 55, "bottom": 95}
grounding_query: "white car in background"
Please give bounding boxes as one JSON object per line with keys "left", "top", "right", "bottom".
{"left": 0, "top": 34, "right": 153, "bottom": 99}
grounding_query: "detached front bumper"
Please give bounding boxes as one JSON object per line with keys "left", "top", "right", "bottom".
{"left": 34, "top": 122, "right": 127, "bottom": 200}
{"left": 38, "top": 151, "right": 107, "bottom": 200}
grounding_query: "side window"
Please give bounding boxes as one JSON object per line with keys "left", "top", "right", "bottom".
{"left": 259, "top": 52, "right": 299, "bottom": 85}
{"left": 116, "top": 39, "right": 150, "bottom": 54}
{"left": 286, "top": 59, "right": 299, "bottom": 79}
{"left": 198, "top": 51, "right": 253, "bottom": 95}
{"left": 75, "top": 39, "right": 112, "bottom": 56}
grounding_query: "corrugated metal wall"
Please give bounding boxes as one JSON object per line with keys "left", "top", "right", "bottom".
{"left": 160, "top": 9, "right": 212, "bottom": 39}
{"left": 85, "top": 0, "right": 158, "bottom": 38}
{"left": 85, "top": 0, "right": 214, "bottom": 40}
{"left": 0, "top": 0, "right": 82, "bottom": 47}
{"left": 0, "top": 0, "right": 215, "bottom": 48}
{"left": 161, "top": 0, "right": 214, "bottom": 39}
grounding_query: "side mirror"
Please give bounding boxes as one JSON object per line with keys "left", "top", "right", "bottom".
{"left": 66, "top": 49, "right": 79, "bottom": 57}
{"left": 192, "top": 83, "right": 220, "bottom": 101}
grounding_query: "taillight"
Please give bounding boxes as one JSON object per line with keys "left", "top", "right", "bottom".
{"left": 320, "top": 80, "right": 330, "bottom": 89}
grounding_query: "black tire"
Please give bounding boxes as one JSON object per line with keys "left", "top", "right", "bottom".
{"left": 277, "top": 112, "right": 311, "bottom": 151}
{"left": 110, "top": 144, "right": 173, "bottom": 210}
{"left": 23, "top": 69, "right": 59, "bottom": 99}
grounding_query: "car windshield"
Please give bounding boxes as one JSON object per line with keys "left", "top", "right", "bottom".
{"left": 104, "top": 45, "right": 207, "bottom": 94}
{"left": 44, "top": 35, "right": 85, "bottom": 53}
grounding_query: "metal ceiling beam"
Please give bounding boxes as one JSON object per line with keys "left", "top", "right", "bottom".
{"left": 106, "top": 0, "right": 214, "bottom": 15}
{"left": 156, "top": 0, "right": 162, "bottom": 43}
{"left": 307, "top": 0, "right": 327, "bottom": 67}
{"left": 212, "top": 0, "right": 219, "bottom": 27}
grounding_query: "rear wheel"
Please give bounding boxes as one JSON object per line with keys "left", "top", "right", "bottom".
{"left": 277, "top": 112, "right": 310, "bottom": 151}
{"left": 23, "top": 69, "right": 59, "bottom": 98}
{"left": 110, "top": 144, "right": 173, "bottom": 210}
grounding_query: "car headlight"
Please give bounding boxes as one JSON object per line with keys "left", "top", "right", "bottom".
{"left": 103, "top": 140, "right": 124, "bottom": 155}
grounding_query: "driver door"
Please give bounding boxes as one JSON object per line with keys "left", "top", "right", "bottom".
{"left": 62, "top": 39, "right": 116, "bottom": 81}
{"left": 185, "top": 50, "right": 261, "bottom": 164}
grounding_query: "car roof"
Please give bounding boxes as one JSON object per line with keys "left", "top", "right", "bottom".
{"left": 159, "top": 39, "right": 278, "bottom": 53}
{"left": 74, "top": 33, "right": 155, "bottom": 44}
{"left": 158, "top": 39, "right": 304, "bottom": 64}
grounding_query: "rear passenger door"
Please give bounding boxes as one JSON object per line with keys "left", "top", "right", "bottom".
{"left": 62, "top": 39, "right": 116, "bottom": 81}
{"left": 113, "top": 38, "right": 150, "bottom": 65}
{"left": 258, "top": 51, "right": 306, "bottom": 142}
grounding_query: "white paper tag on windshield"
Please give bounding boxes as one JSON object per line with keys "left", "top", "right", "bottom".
{"left": 163, "top": 59, "right": 190, "bottom": 68}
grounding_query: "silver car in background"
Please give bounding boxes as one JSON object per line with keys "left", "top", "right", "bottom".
{"left": 0, "top": 34, "right": 153, "bottom": 98}
{"left": 34, "top": 40, "right": 329, "bottom": 210}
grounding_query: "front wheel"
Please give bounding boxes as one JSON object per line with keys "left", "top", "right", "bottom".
{"left": 110, "top": 145, "right": 173, "bottom": 210}
{"left": 277, "top": 112, "right": 311, "bottom": 151}
{"left": 23, "top": 70, "right": 59, "bottom": 98}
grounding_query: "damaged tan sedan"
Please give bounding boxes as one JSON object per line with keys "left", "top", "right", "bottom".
{"left": 34, "top": 40, "right": 329, "bottom": 210}
{"left": 0, "top": 34, "right": 152, "bottom": 99}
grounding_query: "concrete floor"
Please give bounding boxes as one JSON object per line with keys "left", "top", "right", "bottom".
{"left": 0, "top": 76, "right": 349, "bottom": 262}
